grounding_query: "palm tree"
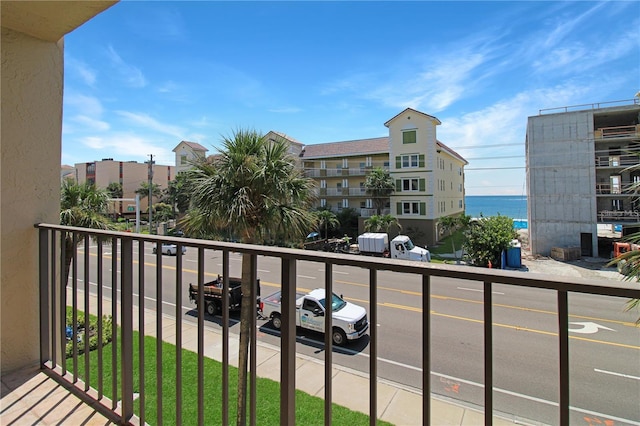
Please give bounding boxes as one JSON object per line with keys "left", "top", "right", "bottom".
{"left": 364, "top": 214, "right": 400, "bottom": 234}
{"left": 135, "top": 181, "right": 162, "bottom": 202}
{"left": 105, "top": 182, "right": 123, "bottom": 198}
{"left": 439, "top": 214, "right": 470, "bottom": 263}
{"left": 365, "top": 167, "right": 394, "bottom": 215}
{"left": 364, "top": 215, "right": 382, "bottom": 232}
{"left": 315, "top": 209, "right": 340, "bottom": 239}
{"left": 60, "top": 180, "right": 113, "bottom": 284}
{"left": 181, "top": 129, "right": 316, "bottom": 425}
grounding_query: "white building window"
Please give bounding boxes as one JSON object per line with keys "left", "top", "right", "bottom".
{"left": 402, "top": 154, "right": 419, "bottom": 168}
{"left": 402, "top": 178, "right": 419, "bottom": 191}
{"left": 320, "top": 199, "right": 326, "bottom": 207}
{"left": 320, "top": 160, "right": 326, "bottom": 169}
{"left": 320, "top": 180, "right": 326, "bottom": 188}
{"left": 343, "top": 199, "right": 349, "bottom": 208}
{"left": 342, "top": 158, "right": 348, "bottom": 168}
{"left": 366, "top": 199, "right": 373, "bottom": 208}
{"left": 403, "top": 201, "right": 419, "bottom": 215}
{"left": 366, "top": 156, "right": 372, "bottom": 167}
{"left": 342, "top": 178, "right": 349, "bottom": 188}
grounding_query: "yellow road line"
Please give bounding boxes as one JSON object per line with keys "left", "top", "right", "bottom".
{"left": 82, "top": 251, "right": 639, "bottom": 350}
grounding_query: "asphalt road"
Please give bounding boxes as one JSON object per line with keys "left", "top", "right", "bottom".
{"left": 75, "top": 241, "right": 640, "bottom": 425}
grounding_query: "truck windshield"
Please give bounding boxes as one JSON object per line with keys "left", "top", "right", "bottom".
{"left": 404, "top": 240, "right": 415, "bottom": 250}
{"left": 319, "top": 293, "right": 347, "bottom": 312}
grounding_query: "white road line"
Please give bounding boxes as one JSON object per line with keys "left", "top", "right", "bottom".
{"left": 297, "top": 275, "right": 316, "bottom": 279}
{"left": 457, "top": 287, "right": 504, "bottom": 295}
{"left": 595, "top": 368, "right": 640, "bottom": 380}
{"left": 317, "top": 269, "right": 349, "bottom": 275}
{"left": 258, "top": 269, "right": 270, "bottom": 273}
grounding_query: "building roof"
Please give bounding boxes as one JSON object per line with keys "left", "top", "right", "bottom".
{"left": 436, "top": 141, "right": 468, "bottom": 165}
{"left": 173, "top": 140, "right": 208, "bottom": 152}
{"left": 384, "top": 108, "right": 441, "bottom": 127}
{"left": 267, "top": 131, "right": 304, "bottom": 147}
{"left": 301, "top": 137, "right": 390, "bottom": 159}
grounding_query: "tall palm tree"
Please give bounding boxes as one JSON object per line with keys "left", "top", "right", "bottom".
{"left": 365, "top": 167, "right": 394, "bottom": 215}
{"left": 135, "top": 181, "right": 162, "bottom": 202}
{"left": 314, "top": 209, "right": 340, "bottom": 239}
{"left": 181, "top": 129, "right": 316, "bottom": 425}
{"left": 364, "top": 214, "right": 401, "bottom": 234}
{"left": 60, "top": 180, "right": 113, "bottom": 284}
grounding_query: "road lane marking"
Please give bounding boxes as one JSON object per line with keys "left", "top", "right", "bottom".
{"left": 457, "top": 287, "right": 504, "bottom": 295}
{"left": 594, "top": 368, "right": 640, "bottom": 380}
{"left": 298, "top": 275, "right": 316, "bottom": 279}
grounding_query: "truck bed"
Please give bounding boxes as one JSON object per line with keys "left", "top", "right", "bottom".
{"left": 261, "top": 291, "right": 305, "bottom": 308}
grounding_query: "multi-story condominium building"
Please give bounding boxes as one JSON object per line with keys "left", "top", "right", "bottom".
{"left": 299, "top": 108, "right": 468, "bottom": 246}
{"left": 73, "top": 158, "right": 175, "bottom": 214}
{"left": 526, "top": 98, "right": 640, "bottom": 257}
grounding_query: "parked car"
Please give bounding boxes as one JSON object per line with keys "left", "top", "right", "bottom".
{"left": 153, "top": 243, "right": 187, "bottom": 256}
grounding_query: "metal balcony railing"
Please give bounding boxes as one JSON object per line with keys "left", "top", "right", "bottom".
{"left": 35, "top": 223, "right": 640, "bottom": 425}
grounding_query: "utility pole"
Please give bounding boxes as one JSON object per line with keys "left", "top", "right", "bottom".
{"left": 148, "top": 154, "right": 154, "bottom": 234}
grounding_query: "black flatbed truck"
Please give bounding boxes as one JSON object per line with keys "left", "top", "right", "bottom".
{"left": 188, "top": 275, "right": 260, "bottom": 316}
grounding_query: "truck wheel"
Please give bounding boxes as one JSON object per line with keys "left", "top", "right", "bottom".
{"left": 332, "top": 328, "right": 347, "bottom": 346}
{"left": 206, "top": 301, "right": 219, "bottom": 316}
{"left": 271, "top": 313, "right": 282, "bottom": 330}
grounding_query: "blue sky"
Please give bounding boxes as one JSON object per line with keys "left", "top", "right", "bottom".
{"left": 62, "top": 1, "right": 640, "bottom": 195}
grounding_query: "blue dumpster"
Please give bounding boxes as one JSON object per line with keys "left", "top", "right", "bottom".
{"left": 506, "top": 245, "right": 522, "bottom": 268}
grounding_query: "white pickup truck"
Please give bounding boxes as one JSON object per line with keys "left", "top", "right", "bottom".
{"left": 260, "top": 289, "right": 368, "bottom": 346}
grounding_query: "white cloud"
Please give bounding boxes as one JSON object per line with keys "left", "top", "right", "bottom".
{"left": 107, "top": 45, "right": 147, "bottom": 88}
{"left": 80, "top": 133, "right": 174, "bottom": 165}
{"left": 67, "top": 58, "right": 97, "bottom": 86}
{"left": 64, "top": 93, "right": 104, "bottom": 116}
{"left": 116, "top": 111, "right": 185, "bottom": 138}
{"left": 73, "top": 115, "right": 110, "bottom": 131}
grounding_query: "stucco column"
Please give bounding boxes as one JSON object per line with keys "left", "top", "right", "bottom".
{"left": 1, "top": 27, "right": 63, "bottom": 373}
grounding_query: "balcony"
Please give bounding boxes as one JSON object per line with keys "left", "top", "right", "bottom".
{"left": 594, "top": 125, "right": 640, "bottom": 140}
{"left": 303, "top": 165, "right": 390, "bottom": 178}
{"left": 13, "top": 224, "right": 639, "bottom": 425}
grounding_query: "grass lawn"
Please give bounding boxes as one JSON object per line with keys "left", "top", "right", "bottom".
{"left": 68, "top": 328, "right": 392, "bottom": 426}
{"left": 428, "top": 229, "right": 466, "bottom": 262}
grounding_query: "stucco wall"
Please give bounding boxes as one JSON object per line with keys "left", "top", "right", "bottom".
{"left": 1, "top": 27, "right": 64, "bottom": 372}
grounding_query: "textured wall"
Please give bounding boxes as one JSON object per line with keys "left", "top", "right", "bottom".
{"left": 1, "top": 27, "right": 63, "bottom": 372}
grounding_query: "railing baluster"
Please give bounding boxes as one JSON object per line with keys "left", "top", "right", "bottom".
{"left": 72, "top": 231, "right": 78, "bottom": 383}
{"left": 197, "top": 247, "right": 205, "bottom": 426}
{"left": 60, "top": 231, "right": 67, "bottom": 375}
{"left": 324, "top": 263, "right": 333, "bottom": 426}
{"left": 39, "top": 228, "right": 50, "bottom": 366}
{"left": 250, "top": 253, "right": 258, "bottom": 426}
{"left": 97, "top": 238, "right": 104, "bottom": 399}
{"left": 176, "top": 243, "right": 183, "bottom": 426}
{"left": 50, "top": 230, "right": 57, "bottom": 368}
{"left": 281, "top": 257, "right": 296, "bottom": 425}
{"left": 422, "top": 274, "right": 431, "bottom": 425}
{"left": 484, "top": 281, "right": 493, "bottom": 426}
{"left": 138, "top": 240, "right": 146, "bottom": 425}
{"left": 369, "top": 268, "right": 377, "bottom": 426}
{"left": 120, "top": 236, "right": 134, "bottom": 423}
{"left": 84, "top": 233, "right": 91, "bottom": 391}
{"left": 156, "top": 243, "right": 163, "bottom": 425}
{"left": 222, "top": 250, "right": 230, "bottom": 426}
{"left": 111, "top": 237, "right": 118, "bottom": 410}
{"left": 558, "top": 290, "right": 569, "bottom": 425}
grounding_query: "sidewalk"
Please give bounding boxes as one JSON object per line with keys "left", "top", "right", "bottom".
{"left": 138, "top": 291, "right": 525, "bottom": 426}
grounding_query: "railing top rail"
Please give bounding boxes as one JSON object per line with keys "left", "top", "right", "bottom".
{"left": 539, "top": 98, "right": 639, "bottom": 115}
{"left": 36, "top": 223, "right": 640, "bottom": 299}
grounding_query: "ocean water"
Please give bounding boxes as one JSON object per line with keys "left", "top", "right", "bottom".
{"left": 465, "top": 195, "right": 528, "bottom": 229}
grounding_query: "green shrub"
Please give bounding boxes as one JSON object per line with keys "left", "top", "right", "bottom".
{"left": 65, "top": 308, "right": 113, "bottom": 358}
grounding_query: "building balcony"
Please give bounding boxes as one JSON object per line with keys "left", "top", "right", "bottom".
{"left": 5, "top": 224, "right": 636, "bottom": 425}
{"left": 304, "top": 166, "right": 390, "bottom": 178}
{"left": 595, "top": 182, "right": 639, "bottom": 195}
{"left": 594, "top": 124, "right": 640, "bottom": 140}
